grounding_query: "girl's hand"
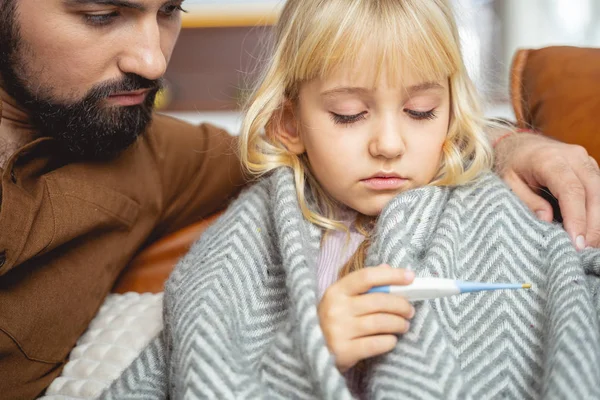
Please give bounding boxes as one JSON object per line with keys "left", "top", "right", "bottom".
{"left": 317, "top": 264, "right": 416, "bottom": 373}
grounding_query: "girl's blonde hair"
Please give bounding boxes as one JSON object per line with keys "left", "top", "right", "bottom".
{"left": 239, "top": 0, "right": 496, "bottom": 275}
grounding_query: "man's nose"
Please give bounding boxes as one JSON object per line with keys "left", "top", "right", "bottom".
{"left": 369, "top": 118, "right": 406, "bottom": 159}
{"left": 117, "top": 20, "right": 167, "bottom": 81}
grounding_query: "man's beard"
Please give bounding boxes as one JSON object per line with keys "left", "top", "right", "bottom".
{"left": 0, "top": 0, "right": 161, "bottom": 160}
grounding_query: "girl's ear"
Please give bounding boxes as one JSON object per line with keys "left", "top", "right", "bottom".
{"left": 273, "top": 101, "right": 306, "bottom": 155}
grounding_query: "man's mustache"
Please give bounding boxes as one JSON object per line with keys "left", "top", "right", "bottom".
{"left": 88, "top": 73, "right": 163, "bottom": 102}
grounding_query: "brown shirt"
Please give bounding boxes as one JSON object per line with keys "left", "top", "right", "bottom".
{"left": 0, "top": 111, "right": 244, "bottom": 398}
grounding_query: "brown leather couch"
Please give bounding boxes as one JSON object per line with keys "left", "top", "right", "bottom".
{"left": 113, "top": 46, "right": 600, "bottom": 294}
{"left": 511, "top": 46, "right": 600, "bottom": 162}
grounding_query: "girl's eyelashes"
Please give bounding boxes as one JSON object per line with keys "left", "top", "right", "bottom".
{"left": 405, "top": 108, "right": 437, "bottom": 121}
{"left": 329, "top": 109, "right": 437, "bottom": 125}
{"left": 330, "top": 111, "right": 368, "bottom": 125}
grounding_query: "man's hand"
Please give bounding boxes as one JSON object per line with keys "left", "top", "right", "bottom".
{"left": 494, "top": 131, "right": 600, "bottom": 249}
{"left": 318, "top": 265, "right": 415, "bottom": 373}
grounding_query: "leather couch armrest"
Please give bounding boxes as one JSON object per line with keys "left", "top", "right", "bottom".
{"left": 509, "top": 46, "right": 600, "bottom": 161}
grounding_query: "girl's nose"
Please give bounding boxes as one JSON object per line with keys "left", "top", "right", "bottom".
{"left": 369, "top": 120, "right": 406, "bottom": 159}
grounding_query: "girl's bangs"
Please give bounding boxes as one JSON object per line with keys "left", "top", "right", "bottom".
{"left": 288, "top": 0, "right": 461, "bottom": 91}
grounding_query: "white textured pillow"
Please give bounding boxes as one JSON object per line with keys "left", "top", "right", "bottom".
{"left": 39, "top": 292, "right": 163, "bottom": 399}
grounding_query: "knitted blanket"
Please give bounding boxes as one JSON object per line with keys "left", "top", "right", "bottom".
{"left": 102, "top": 168, "right": 600, "bottom": 399}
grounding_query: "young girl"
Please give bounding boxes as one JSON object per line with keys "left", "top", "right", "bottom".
{"left": 103, "top": 0, "right": 600, "bottom": 398}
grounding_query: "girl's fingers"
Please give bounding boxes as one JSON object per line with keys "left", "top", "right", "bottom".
{"left": 335, "top": 264, "right": 415, "bottom": 296}
{"left": 351, "top": 313, "right": 411, "bottom": 338}
{"left": 351, "top": 292, "right": 415, "bottom": 318}
{"left": 334, "top": 335, "right": 399, "bottom": 372}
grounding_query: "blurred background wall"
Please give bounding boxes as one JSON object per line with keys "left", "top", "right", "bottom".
{"left": 162, "top": 0, "right": 600, "bottom": 133}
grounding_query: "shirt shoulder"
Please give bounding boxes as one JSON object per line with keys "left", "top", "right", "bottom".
{"left": 144, "top": 113, "right": 231, "bottom": 158}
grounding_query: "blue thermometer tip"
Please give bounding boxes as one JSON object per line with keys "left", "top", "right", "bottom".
{"left": 457, "top": 281, "right": 532, "bottom": 294}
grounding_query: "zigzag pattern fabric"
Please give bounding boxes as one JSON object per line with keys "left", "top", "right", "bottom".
{"left": 102, "top": 168, "right": 600, "bottom": 399}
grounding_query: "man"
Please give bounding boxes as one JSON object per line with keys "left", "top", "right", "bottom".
{"left": 0, "top": 0, "right": 598, "bottom": 398}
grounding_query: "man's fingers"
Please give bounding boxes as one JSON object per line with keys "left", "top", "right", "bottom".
{"left": 574, "top": 155, "right": 600, "bottom": 247}
{"left": 589, "top": 156, "right": 599, "bottom": 169}
{"left": 337, "top": 265, "right": 415, "bottom": 296}
{"left": 503, "top": 171, "right": 553, "bottom": 222}
{"left": 495, "top": 132, "right": 598, "bottom": 249}
{"left": 539, "top": 160, "right": 588, "bottom": 249}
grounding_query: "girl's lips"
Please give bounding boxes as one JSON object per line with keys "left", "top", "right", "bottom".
{"left": 361, "top": 177, "right": 408, "bottom": 190}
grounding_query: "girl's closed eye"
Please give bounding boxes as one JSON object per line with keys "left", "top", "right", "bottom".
{"left": 330, "top": 111, "right": 368, "bottom": 125}
{"left": 404, "top": 108, "right": 437, "bottom": 121}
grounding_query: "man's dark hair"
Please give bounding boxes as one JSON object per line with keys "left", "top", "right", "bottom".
{"left": 0, "top": 0, "right": 17, "bottom": 62}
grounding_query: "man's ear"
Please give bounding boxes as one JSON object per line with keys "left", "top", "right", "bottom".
{"left": 273, "top": 101, "right": 305, "bottom": 155}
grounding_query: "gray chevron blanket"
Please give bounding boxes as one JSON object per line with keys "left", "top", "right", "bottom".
{"left": 102, "top": 168, "right": 600, "bottom": 399}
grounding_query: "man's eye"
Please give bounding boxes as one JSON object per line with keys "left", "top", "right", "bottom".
{"left": 161, "top": 4, "right": 188, "bottom": 17}
{"left": 330, "top": 112, "right": 367, "bottom": 125}
{"left": 84, "top": 12, "right": 119, "bottom": 26}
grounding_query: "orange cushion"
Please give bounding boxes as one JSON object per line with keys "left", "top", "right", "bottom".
{"left": 510, "top": 46, "right": 600, "bottom": 162}
{"left": 112, "top": 212, "right": 222, "bottom": 293}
